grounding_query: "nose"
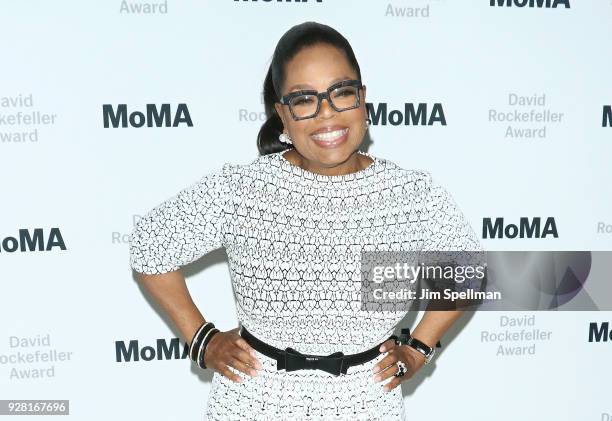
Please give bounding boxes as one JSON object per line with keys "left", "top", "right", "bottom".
{"left": 317, "top": 95, "right": 336, "bottom": 119}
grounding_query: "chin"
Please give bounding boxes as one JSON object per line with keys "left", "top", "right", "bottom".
{"left": 314, "top": 144, "right": 356, "bottom": 164}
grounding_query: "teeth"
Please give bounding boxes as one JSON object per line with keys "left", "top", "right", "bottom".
{"left": 311, "top": 128, "right": 348, "bottom": 142}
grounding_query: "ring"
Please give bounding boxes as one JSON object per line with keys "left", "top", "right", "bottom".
{"left": 394, "top": 361, "right": 406, "bottom": 377}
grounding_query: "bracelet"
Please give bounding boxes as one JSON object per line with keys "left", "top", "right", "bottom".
{"left": 189, "top": 322, "right": 215, "bottom": 361}
{"left": 189, "top": 322, "right": 215, "bottom": 362}
{"left": 197, "top": 328, "right": 220, "bottom": 369}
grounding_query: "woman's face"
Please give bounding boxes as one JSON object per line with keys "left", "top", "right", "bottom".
{"left": 274, "top": 43, "right": 367, "bottom": 170}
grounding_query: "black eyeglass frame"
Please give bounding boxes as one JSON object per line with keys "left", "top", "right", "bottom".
{"left": 278, "top": 79, "right": 365, "bottom": 121}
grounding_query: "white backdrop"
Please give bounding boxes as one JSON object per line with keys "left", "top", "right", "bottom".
{"left": 1, "top": 1, "right": 611, "bottom": 420}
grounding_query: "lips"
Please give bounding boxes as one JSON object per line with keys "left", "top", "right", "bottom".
{"left": 310, "top": 126, "right": 349, "bottom": 143}
{"left": 310, "top": 125, "right": 348, "bottom": 136}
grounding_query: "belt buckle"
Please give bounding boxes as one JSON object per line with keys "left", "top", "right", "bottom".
{"left": 282, "top": 347, "right": 346, "bottom": 377}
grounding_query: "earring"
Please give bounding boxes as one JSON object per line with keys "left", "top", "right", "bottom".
{"left": 365, "top": 117, "right": 371, "bottom": 129}
{"left": 279, "top": 132, "right": 293, "bottom": 144}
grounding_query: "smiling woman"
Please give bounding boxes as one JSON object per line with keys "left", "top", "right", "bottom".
{"left": 258, "top": 25, "right": 373, "bottom": 176}
{"left": 129, "top": 21, "right": 482, "bottom": 421}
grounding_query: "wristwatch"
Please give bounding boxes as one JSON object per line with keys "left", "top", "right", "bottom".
{"left": 405, "top": 336, "right": 436, "bottom": 364}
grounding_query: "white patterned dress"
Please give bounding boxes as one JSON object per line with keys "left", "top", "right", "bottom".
{"left": 129, "top": 149, "right": 480, "bottom": 420}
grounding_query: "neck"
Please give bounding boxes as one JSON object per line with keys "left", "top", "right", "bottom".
{"left": 284, "top": 149, "right": 373, "bottom": 176}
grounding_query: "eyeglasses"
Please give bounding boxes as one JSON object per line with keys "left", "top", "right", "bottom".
{"left": 279, "top": 79, "right": 364, "bottom": 121}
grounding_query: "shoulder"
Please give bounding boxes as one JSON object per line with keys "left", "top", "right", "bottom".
{"left": 179, "top": 159, "right": 251, "bottom": 201}
{"left": 217, "top": 152, "right": 284, "bottom": 182}
{"left": 381, "top": 158, "right": 464, "bottom": 212}
{"left": 374, "top": 154, "right": 434, "bottom": 194}
{"left": 200, "top": 154, "right": 278, "bottom": 197}
{"left": 192, "top": 154, "right": 269, "bottom": 182}
{"left": 374, "top": 154, "right": 463, "bottom": 210}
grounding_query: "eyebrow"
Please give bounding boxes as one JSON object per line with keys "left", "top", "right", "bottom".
{"left": 287, "top": 76, "right": 354, "bottom": 92}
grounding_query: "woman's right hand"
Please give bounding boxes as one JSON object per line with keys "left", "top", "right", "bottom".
{"left": 203, "top": 327, "right": 263, "bottom": 383}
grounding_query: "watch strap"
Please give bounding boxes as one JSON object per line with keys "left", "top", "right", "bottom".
{"left": 406, "top": 336, "right": 435, "bottom": 364}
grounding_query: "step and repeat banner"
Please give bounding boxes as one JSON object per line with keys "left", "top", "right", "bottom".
{"left": 1, "top": 1, "right": 611, "bottom": 420}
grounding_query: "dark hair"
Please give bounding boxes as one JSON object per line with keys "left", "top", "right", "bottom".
{"left": 257, "top": 21, "right": 363, "bottom": 155}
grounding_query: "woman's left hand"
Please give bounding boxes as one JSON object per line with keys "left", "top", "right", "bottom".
{"left": 371, "top": 339, "right": 427, "bottom": 392}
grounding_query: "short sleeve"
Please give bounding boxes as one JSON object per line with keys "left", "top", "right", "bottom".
{"left": 421, "top": 174, "right": 482, "bottom": 252}
{"left": 129, "top": 164, "right": 231, "bottom": 275}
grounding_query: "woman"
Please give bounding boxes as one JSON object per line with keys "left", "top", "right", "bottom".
{"left": 129, "top": 21, "right": 481, "bottom": 420}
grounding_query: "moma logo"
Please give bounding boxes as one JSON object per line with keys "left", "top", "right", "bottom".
{"left": 102, "top": 104, "right": 193, "bottom": 128}
{"left": 603, "top": 105, "right": 611, "bottom": 127}
{"left": 490, "top": 0, "right": 570, "bottom": 7}
{"left": 115, "top": 338, "right": 189, "bottom": 362}
{"left": 366, "top": 103, "right": 446, "bottom": 126}
{"left": 1, "top": 228, "right": 66, "bottom": 253}
{"left": 588, "top": 322, "right": 612, "bottom": 342}
{"left": 482, "top": 217, "right": 558, "bottom": 239}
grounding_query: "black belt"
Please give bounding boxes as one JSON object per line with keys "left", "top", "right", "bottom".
{"left": 240, "top": 326, "right": 398, "bottom": 376}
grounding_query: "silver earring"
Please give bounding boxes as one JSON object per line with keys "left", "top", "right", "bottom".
{"left": 365, "top": 117, "right": 371, "bottom": 129}
{"left": 279, "top": 132, "right": 293, "bottom": 144}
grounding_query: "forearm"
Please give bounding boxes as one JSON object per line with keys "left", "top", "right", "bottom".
{"left": 135, "top": 269, "right": 205, "bottom": 345}
{"left": 409, "top": 310, "right": 464, "bottom": 348}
